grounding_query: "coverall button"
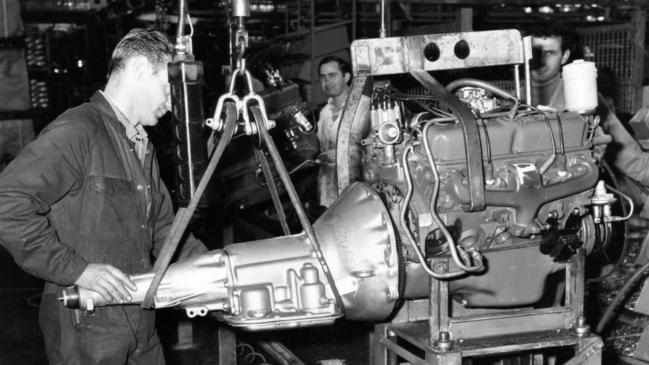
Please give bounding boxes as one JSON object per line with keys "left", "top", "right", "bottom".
{"left": 137, "top": 185, "right": 143, "bottom": 191}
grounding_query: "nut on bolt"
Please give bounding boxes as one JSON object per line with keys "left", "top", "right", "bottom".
{"left": 205, "top": 117, "right": 223, "bottom": 131}
{"left": 435, "top": 331, "right": 453, "bottom": 352}
{"left": 575, "top": 316, "right": 590, "bottom": 337}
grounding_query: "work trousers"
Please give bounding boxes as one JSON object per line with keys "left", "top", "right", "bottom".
{"left": 39, "top": 283, "right": 165, "bottom": 365}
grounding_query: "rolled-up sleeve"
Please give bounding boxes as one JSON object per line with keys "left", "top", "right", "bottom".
{"left": 0, "top": 119, "right": 91, "bottom": 285}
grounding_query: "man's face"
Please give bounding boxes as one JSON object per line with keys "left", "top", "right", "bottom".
{"left": 531, "top": 36, "right": 570, "bottom": 84}
{"left": 137, "top": 58, "right": 171, "bottom": 126}
{"left": 319, "top": 61, "right": 350, "bottom": 98}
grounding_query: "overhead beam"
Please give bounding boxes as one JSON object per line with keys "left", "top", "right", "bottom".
{"left": 357, "top": 0, "right": 647, "bottom": 7}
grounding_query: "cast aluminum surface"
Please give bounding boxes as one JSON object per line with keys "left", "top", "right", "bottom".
{"left": 351, "top": 29, "right": 525, "bottom": 75}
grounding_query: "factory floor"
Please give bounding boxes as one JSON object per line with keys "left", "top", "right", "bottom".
{"left": 2, "top": 218, "right": 649, "bottom": 365}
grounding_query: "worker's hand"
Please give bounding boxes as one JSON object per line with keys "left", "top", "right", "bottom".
{"left": 591, "top": 126, "right": 609, "bottom": 161}
{"left": 74, "top": 263, "right": 137, "bottom": 304}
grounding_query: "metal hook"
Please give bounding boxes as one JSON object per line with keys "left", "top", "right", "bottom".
{"left": 206, "top": 93, "right": 240, "bottom": 131}
{"left": 206, "top": 61, "right": 275, "bottom": 136}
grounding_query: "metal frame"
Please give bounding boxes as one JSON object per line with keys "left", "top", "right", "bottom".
{"left": 339, "top": 29, "right": 533, "bottom": 195}
{"left": 371, "top": 249, "right": 603, "bottom": 364}
{"left": 350, "top": 29, "right": 526, "bottom": 76}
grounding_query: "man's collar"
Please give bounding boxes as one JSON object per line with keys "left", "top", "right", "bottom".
{"left": 328, "top": 88, "right": 350, "bottom": 109}
{"left": 99, "top": 90, "right": 148, "bottom": 143}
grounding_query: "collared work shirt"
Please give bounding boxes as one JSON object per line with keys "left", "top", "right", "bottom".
{"left": 100, "top": 90, "right": 148, "bottom": 164}
{"left": 102, "top": 91, "right": 152, "bottom": 215}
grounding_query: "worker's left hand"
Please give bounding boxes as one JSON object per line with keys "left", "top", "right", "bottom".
{"left": 74, "top": 263, "right": 137, "bottom": 304}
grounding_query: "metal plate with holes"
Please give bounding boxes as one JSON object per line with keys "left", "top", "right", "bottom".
{"left": 351, "top": 29, "right": 525, "bottom": 75}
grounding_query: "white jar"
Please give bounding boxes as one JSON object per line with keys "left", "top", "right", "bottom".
{"left": 562, "top": 59, "right": 598, "bottom": 113}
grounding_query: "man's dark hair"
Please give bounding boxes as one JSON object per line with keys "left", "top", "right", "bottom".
{"left": 318, "top": 55, "right": 351, "bottom": 77}
{"left": 523, "top": 21, "right": 582, "bottom": 60}
{"left": 107, "top": 28, "right": 173, "bottom": 77}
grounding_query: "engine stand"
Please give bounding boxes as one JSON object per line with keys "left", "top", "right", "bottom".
{"left": 371, "top": 249, "right": 603, "bottom": 364}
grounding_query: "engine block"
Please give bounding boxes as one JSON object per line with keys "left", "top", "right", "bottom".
{"left": 363, "top": 104, "right": 602, "bottom": 306}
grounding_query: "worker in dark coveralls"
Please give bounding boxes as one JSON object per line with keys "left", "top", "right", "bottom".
{"left": 0, "top": 28, "right": 207, "bottom": 364}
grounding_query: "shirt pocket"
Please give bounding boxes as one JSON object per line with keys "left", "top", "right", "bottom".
{"left": 88, "top": 175, "right": 134, "bottom": 196}
{"left": 80, "top": 175, "right": 140, "bottom": 243}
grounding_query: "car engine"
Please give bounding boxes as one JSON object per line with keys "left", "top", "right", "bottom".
{"left": 60, "top": 29, "right": 624, "bottom": 351}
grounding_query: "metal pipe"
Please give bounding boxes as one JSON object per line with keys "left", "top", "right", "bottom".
{"left": 420, "top": 124, "right": 484, "bottom": 273}
{"left": 400, "top": 145, "right": 466, "bottom": 279}
{"left": 514, "top": 64, "right": 521, "bottom": 100}
{"left": 379, "top": 0, "right": 386, "bottom": 38}
{"left": 176, "top": 0, "right": 186, "bottom": 41}
{"left": 523, "top": 36, "right": 532, "bottom": 105}
{"left": 297, "top": 0, "right": 301, "bottom": 32}
{"left": 352, "top": 0, "right": 357, "bottom": 40}
{"left": 310, "top": 0, "right": 314, "bottom": 80}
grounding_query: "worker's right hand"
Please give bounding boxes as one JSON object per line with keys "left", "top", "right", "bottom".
{"left": 74, "top": 263, "right": 137, "bottom": 304}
